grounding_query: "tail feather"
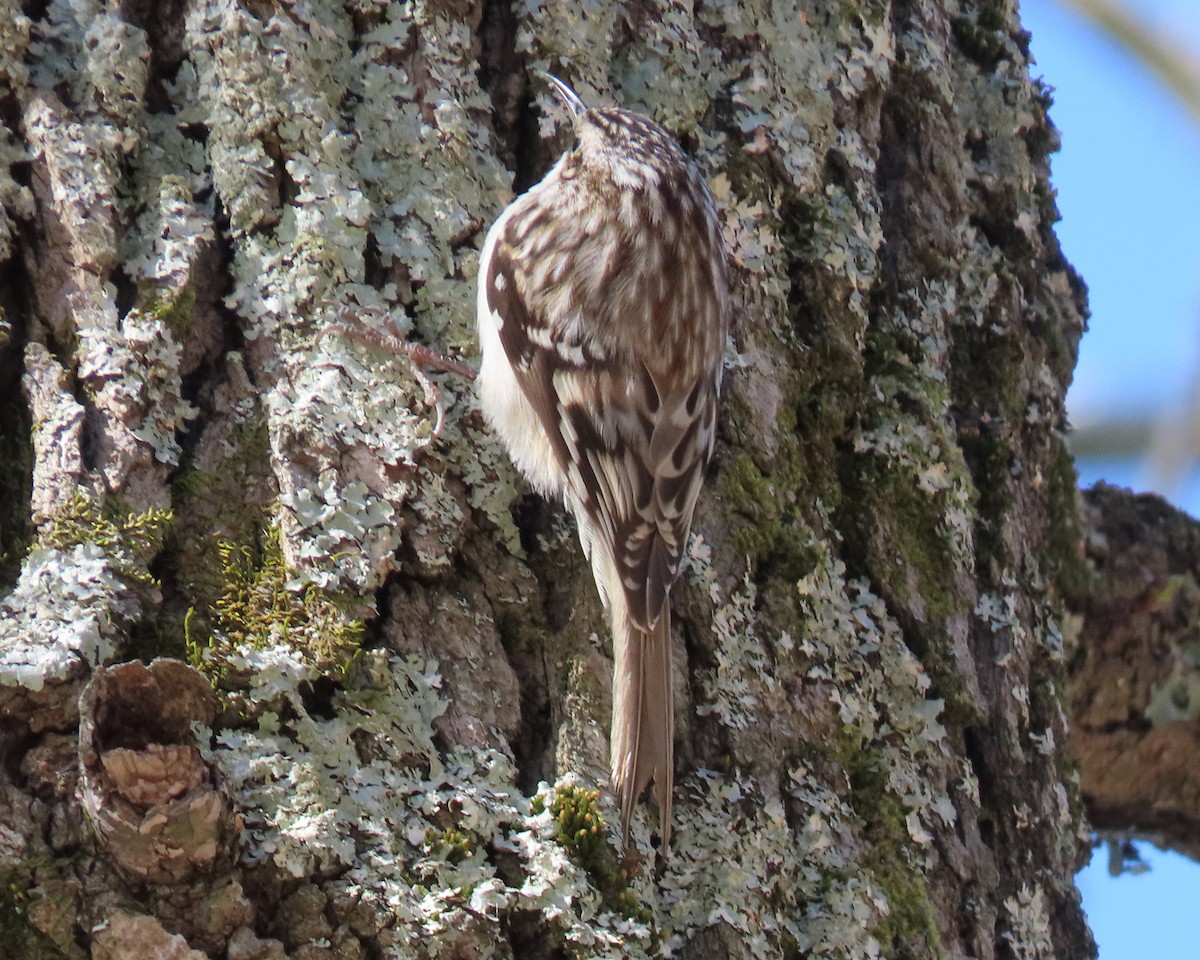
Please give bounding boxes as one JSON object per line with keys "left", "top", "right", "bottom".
{"left": 611, "top": 608, "right": 674, "bottom": 848}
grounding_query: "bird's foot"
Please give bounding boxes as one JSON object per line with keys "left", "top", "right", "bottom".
{"left": 323, "top": 306, "right": 476, "bottom": 438}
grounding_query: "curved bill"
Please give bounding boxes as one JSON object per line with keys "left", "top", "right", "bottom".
{"left": 542, "top": 73, "right": 588, "bottom": 117}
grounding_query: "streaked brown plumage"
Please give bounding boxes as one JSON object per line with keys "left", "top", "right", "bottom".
{"left": 476, "top": 76, "right": 729, "bottom": 846}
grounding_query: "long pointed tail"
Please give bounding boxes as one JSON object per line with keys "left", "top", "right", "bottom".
{"left": 611, "top": 608, "right": 674, "bottom": 847}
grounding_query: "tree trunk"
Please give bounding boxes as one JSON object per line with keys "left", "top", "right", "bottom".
{"left": 0, "top": 1, "right": 1105, "bottom": 958}
{"left": 1070, "top": 485, "right": 1200, "bottom": 866}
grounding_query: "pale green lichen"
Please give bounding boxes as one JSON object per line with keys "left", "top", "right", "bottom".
{"left": 83, "top": 301, "right": 197, "bottom": 466}
{"left": 82, "top": 13, "right": 149, "bottom": 123}
{"left": 517, "top": 0, "right": 621, "bottom": 126}
{"left": 0, "top": 494, "right": 171, "bottom": 688}
{"left": 21, "top": 2, "right": 202, "bottom": 485}
{"left": 0, "top": 125, "right": 33, "bottom": 263}
{"left": 977, "top": 577, "right": 1062, "bottom": 666}
{"left": 794, "top": 543, "right": 952, "bottom": 824}
{"left": 695, "top": 566, "right": 773, "bottom": 731}
{"left": 1146, "top": 614, "right": 1200, "bottom": 726}
{"left": 213, "top": 651, "right": 654, "bottom": 958}
{"left": 122, "top": 164, "right": 214, "bottom": 301}
{"left": 24, "top": 97, "right": 120, "bottom": 272}
{"left": 184, "top": 1, "right": 516, "bottom": 591}
{"left": 451, "top": 422, "right": 527, "bottom": 555}
{"left": 0, "top": 544, "right": 137, "bottom": 689}
{"left": 1001, "top": 884, "right": 1056, "bottom": 960}
{"left": 403, "top": 464, "right": 465, "bottom": 573}
{"left": 186, "top": 5, "right": 381, "bottom": 589}
{"left": 663, "top": 770, "right": 831, "bottom": 958}
{"left": 666, "top": 526, "right": 950, "bottom": 956}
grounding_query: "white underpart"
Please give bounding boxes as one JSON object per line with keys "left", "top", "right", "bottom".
{"left": 476, "top": 210, "right": 563, "bottom": 500}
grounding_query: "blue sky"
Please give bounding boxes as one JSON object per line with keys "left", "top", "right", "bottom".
{"left": 1020, "top": 1, "right": 1200, "bottom": 957}
{"left": 1024, "top": 0, "right": 1200, "bottom": 428}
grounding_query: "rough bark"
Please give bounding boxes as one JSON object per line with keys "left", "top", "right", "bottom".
{"left": 1071, "top": 484, "right": 1200, "bottom": 865}
{"left": 0, "top": 1, "right": 1102, "bottom": 959}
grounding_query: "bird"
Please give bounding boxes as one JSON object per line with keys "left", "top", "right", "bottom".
{"left": 475, "top": 74, "right": 729, "bottom": 847}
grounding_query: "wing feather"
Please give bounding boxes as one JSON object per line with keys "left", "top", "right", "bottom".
{"left": 492, "top": 240, "right": 711, "bottom": 629}
{"left": 478, "top": 100, "right": 729, "bottom": 847}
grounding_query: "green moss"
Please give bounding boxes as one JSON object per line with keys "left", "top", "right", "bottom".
{"left": 975, "top": 2, "right": 1006, "bottom": 31}
{"left": 950, "top": 319, "right": 1033, "bottom": 577}
{"left": 722, "top": 448, "right": 819, "bottom": 587}
{"left": 116, "top": 415, "right": 275, "bottom": 666}
{"left": 779, "top": 198, "right": 861, "bottom": 367}
{"left": 847, "top": 754, "right": 943, "bottom": 960}
{"left": 723, "top": 148, "right": 787, "bottom": 213}
{"left": 855, "top": 464, "right": 956, "bottom": 627}
{"left": 533, "top": 784, "right": 651, "bottom": 925}
{"left": 0, "top": 395, "right": 32, "bottom": 587}
{"left": 543, "top": 784, "right": 607, "bottom": 862}
{"left": 1044, "top": 442, "right": 1088, "bottom": 604}
{"left": 0, "top": 866, "right": 72, "bottom": 960}
{"left": 35, "top": 492, "right": 171, "bottom": 586}
{"left": 951, "top": 325, "right": 1026, "bottom": 423}
{"left": 170, "top": 468, "right": 266, "bottom": 606}
{"left": 425, "top": 826, "right": 476, "bottom": 866}
{"left": 719, "top": 350, "right": 852, "bottom": 589}
{"left": 167, "top": 405, "right": 272, "bottom": 602}
{"left": 912, "top": 242, "right": 952, "bottom": 280}
{"left": 30, "top": 494, "right": 187, "bottom": 661}
{"left": 863, "top": 321, "right": 916, "bottom": 383}
{"left": 836, "top": 454, "right": 979, "bottom": 728}
{"left": 802, "top": 730, "right": 943, "bottom": 959}
{"left": 188, "top": 525, "right": 364, "bottom": 683}
{"left": 1030, "top": 308, "right": 1075, "bottom": 394}
{"left": 956, "top": 427, "right": 1013, "bottom": 571}
{"left": 144, "top": 283, "right": 197, "bottom": 339}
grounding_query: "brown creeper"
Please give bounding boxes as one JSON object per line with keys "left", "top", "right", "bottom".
{"left": 476, "top": 76, "right": 729, "bottom": 846}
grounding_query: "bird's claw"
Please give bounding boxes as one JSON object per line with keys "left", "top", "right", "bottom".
{"left": 322, "top": 306, "right": 476, "bottom": 439}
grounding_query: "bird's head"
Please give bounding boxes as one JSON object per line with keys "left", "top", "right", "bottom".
{"left": 542, "top": 75, "right": 694, "bottom": 194}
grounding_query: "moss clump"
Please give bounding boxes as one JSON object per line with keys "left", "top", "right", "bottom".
{"left": 0, "top": 866, "right": 70, "bottom": 960}
{"left": 956, "top": 426, "right": 1014, "bottom": 572}
{"left": 1043, "top": 442, "right": 1088, "bottom": 604}
{"left": 722, "top": 450, "right": 817, "bottom": 586}
{"left": 34, "top": 492, "right": 171, "bottom": 586}
{"left": 425, "top": 826, "right": 476, "bottom": 866}
{"left": 950, "top": 326, "right": 1027, "bottom": 426}
{"left": 144, "top": 284, "right": 197, "bottom": 339}
{"left": 719, "top": 376, "right": 839, "bottom": 588}
{"left": 0, "top": 395, "right": 32, "bottom": 588}
{"left": 863, "top": 321, "right": 924, "bottom": 387}
{"left": 544, "top": 784, "right": 607, "bottom": 862}
{"left": 847, "top": 754, "right": 943, "bottom": 960}
{"left": 533, "top": 784, "right": 650, "bottom": 924}
{"left": 188, "top": 525, "right": 363, "bottom": 682}
{"left": 854, "top": 463, "right": 956, "bottom": 628}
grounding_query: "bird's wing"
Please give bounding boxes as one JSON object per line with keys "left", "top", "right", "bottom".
{"left": 484, "top": 234, "right": 714, "bottom": 630}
